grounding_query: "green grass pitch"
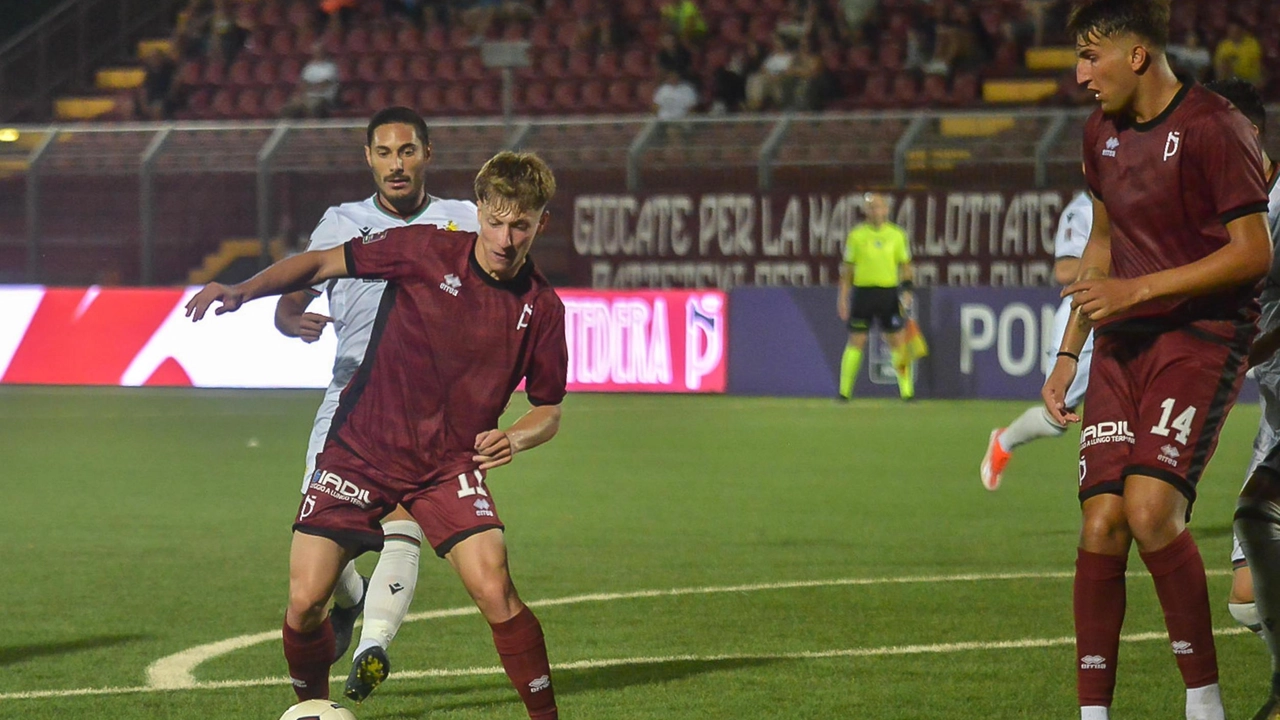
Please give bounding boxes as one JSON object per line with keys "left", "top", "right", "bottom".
{"left": 0, "top": 387, "right": 1270, "bottom": 719}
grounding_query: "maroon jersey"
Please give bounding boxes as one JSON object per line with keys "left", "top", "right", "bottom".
{"left": 1082, "top": 83, "right": 1269, "bottom": 327}
{"left": 327, "top": 226, "right": 568, "bottom": 482}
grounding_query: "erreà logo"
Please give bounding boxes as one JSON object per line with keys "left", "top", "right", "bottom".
{"left": 1080, "top": 655, "right": 1107, "bottom": 669}
{"left": 1102, "top": 137, "right": 1119, "bottom": 157}
{"left": 439, "top": 273, "right": 461, "bottom": 296}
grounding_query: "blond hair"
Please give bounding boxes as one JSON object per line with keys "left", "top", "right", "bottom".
{"left": 473, "top": 151, "right": 556, "bottom": 214}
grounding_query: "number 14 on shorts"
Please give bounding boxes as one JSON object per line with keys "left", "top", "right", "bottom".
{"left": 1151, "top": 397, "right": 1197, "bottom": 445}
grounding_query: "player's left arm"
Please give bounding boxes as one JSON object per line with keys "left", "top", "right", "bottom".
{"left": 474, "top": 295, "right": 569, "bottom": 471}
{"left": 473, "top": 404, "right": 562, "bottom": 471}
{"left": 185, "top": 245, "right": 351, "bottom": 321}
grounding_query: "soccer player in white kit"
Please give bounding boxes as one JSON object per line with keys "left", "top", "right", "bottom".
{"left": 274, "top": 106, "right": 479, "bottom": 702}
{"left": 981, "top": 190, "right": 1096, "bottom": 490}
{"left": 1193, "top": 80, "right": 1280, "bottom": 661}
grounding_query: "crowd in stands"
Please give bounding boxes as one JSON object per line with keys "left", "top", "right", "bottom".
{"left": 126, "top": 0, "right": 1278, "bottom": 122}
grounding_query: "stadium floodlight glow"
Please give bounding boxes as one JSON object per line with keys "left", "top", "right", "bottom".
{"left": 0, "top": 129, "right": 19, "bottom": 142}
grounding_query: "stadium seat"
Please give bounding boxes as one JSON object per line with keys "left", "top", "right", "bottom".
{"left": 448, "top": 25, "right": 472, "bottom": 50}
{"left": 877, "top": 39, "right": 905, "bottom": 72}
{"left": 520, "top": 82, "right": 552, "bottom": 115}
{"left": 471, "top": 83, "right": 500, "bottom": 115}
{"left": 417, "top": 84, "right": 444, "bottom": 114}
{"left": 391, "top": 84, "right": 417, "bottom": 110}
{"left": 566, "top": 52, "right": 593, "bottom": 78}
{"left": 355, "top": 55, "right": 381, "bottom": 84}
{"left": 278, "top": 56, "right": 302, "bottom": 84}
{"left": 268, "top": 28, "right": 296, "bottom": 56}
{"left": 847, "top": 44, "right": 873, "bottom": 71}
{"left": 423, "top": 25, "right": 447, "bottom": 53}
{"left": 529, "top": 22, "right": 554, "bottom": 50}
{"left": 747, "top": 15, "right": 773, "bottom": 44}
{"left": 621, "top": 48, "right": 652, "bottom": 79}
{"left": 580, "top": 80, "right": 606, "bottom": 112}
{"left": 340, "top": 86, "right": 365, "bottom": 112}
{"left": 459, "top": 53, "right": 488, "bottom": 82}
{"left": 605, "top": 79, "right": 633, "bottom": 111}
{"left": 253, "top": 59, "right": 279, "bottom": 86}
{"left": 501, "top": 19, "right": 529, "bottom": 41}
{"left": 235, "top": 88, "right": 265, "bottom": 118}
{"left": 370, "top": 26, "right": 396, "bottom": 52}
{"left": 951, "top": 72, "right": 980, "bottom": 106}
{"left": 537, "top": 50, "right": 566, "bottom": 80}
{"left": 407, "top": 55, "right": 432, "bottom": 83}
{"left": 921, "top": 73, "right": 949, "bottom": 106}
{"left": 259, "top": 0, "right": 284, "bottom": 28}
{"left": 635, "top": 79, "right": 658, "bottom": 109}
{"left": 443, "top": 83, "right": 470, "bottom": 114}
{"left": 320, "top": 28, "right": 343, "bottom": 55}
{"left": 890, "top": 72, "right": 920, "bottom": 107}
{"left": 366, "top": 85, "right": 392, "bottom": 112}
{"left": 432, "top": 54, "right": 460, "bottom": 81}
{"left": 553, "top": 22, "right": 578, "bottom": 49}
{"left": 184, "top": 87, "right": 212, "bottom": 118}
{"left": 263, "top": 85, "right": 289, "bottom": 116}
{"left": 859, "top": 72, "right": 890, "bottom": 108}
{"left": 227, "top": 58, "right": 254, "bottom": 87}
{"left": 551, "top": 81, "right": 578, "bottom": 112}
{"left": 345, "top": 27, "right": 370, "bottom": 55}
{"left": 395, "top": 26, "right": 422, "bottom": 53}
{"left": 718, "top": 15, "right": 746, "bottom": 45}
{"left": 595, "top": 51, "right": 621, "bottom": 79}
{"left": 202, "top": 61, "right": 227, "bottom": 86}
{"left": 285, "top": 0, "right": 312, "bottom": 28}
{"left": 382, "top": 56, "right": 407, "bottom": 83}
{"left": 179, "top": 60, "right": 204, "bottom": 89}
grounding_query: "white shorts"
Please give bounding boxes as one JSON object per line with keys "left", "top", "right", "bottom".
{"left": 301, "top": 379, "right": 345, "bottom": 493}
{"left": 1232, "top": 290, "right": 1280, "bottom": 566}
{"left": 1046, "top": 297, "right": 1095, "bottom": 409}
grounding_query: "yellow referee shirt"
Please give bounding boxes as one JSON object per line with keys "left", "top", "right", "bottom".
{"left": 843, "top": 222, "right": 910, "bottom": 288}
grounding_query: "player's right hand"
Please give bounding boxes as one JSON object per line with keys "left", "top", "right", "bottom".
{"left": 184, "top": 283, "right": 247, "bottom": 321}
{"left": 1041, "top": 358, "right": 1080, "bottom": 426}
{"left": 292, "top": 312, "right": 334, "bottom": 343}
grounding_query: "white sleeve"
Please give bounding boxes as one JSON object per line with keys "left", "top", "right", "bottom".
{"left": 303, "top": 208, "right": 347, "bottom": 294}
{"left": 1053, "top": 196, "right": 1093, "bottom": 259}
{"left": 453, "top": 201, "right": 480, "bottom": 233}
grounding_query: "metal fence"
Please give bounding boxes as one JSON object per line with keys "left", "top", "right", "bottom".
{"left": 7, "top": 106, "right": 1265, "bottom": 286}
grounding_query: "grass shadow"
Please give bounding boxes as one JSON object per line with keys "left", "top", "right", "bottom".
{"left": 0, "top": 634, "right": 151, "bottom": 666}
{"left": 366, "top": 656, "right": 783, "bottom": 717}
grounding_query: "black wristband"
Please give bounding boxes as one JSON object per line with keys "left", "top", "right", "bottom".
{"left": 1057, "top": 351, "right": 1079, "bottom": 362}
{"left": 899, "top": 280, "right": 914, "bottom": 291}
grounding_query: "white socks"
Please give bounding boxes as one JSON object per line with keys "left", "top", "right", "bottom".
{"left": 1229, "top": 601, "right": 1264, "bottom": 635}
{"left": 1081, "top": 706, "right": 1109, "bottom": 720}
{"left": 332, "top": 560, "right": 365, "bottom": 608}
{"left": 1186, "top": 683, "right": 1224, "bottom": 720}
{"left": 1000, "top": 405, "right": 1067, "bottom": 452}
{"left": 353, "top": 519, "right": 424, "bottom": 659}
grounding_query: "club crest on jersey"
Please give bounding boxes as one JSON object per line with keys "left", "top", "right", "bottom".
{"left": 446, "top": 220, "right": 459, "bottom": 231}
{"left": 517, "top": 303, "right": 533, "bottom": 330}
{"left": 1163, "top": 131, "right": 1181, "bottom": 161}
{"left": 440, "top": 273, "right": 461, "bottom": 296}
{"left": 1102, "top": 137, "right": 1119, "bottom": 158}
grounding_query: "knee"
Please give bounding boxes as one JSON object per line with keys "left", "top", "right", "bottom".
{"left": 1124, "top": 502, "right": 1180, "bottom": 548}
{"left": 469, "top": 574, "right": 521, "bottom": 623}
{"left": 1080, "top": 506, "right": 1128, "bottom": 550}
{"left": 287, "top": 585, "right": 330, "bottom": 631}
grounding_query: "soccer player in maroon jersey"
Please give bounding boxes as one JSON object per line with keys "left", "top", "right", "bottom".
{"left": 1043, "top": 2, "right": 1273, "bottom": 719}
{"left": 185, "top": 151, "right": 567, "bottom": 720}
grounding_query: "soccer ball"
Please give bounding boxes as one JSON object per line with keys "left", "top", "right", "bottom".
{"left": 278, "top": 699, "right": 357, "bottom": 720}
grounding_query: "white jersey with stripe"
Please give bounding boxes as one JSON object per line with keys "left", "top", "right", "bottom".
{"left": 1232, "top": 165, "right": 1280, "bottom": 566}
{"left": 300, "top": 194, "right": 478, "bottom": 488}
{"left": 1045, "top": 191, "right": 1095, "bottom": 407}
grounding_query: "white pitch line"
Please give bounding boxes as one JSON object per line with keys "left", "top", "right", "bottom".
{"left": 1, "top": 626, "right": 1252, "bottom": 701}
{"left": 137, "top": 568, "right": 1228, "bottom": 691}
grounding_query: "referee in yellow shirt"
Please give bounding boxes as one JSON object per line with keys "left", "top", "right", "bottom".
{"left": 837, "top": 192, "right": 915, "bottom": 400}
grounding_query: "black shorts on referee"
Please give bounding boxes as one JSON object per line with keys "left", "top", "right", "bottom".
{"left": 847, "top": 286, "right": 905, "bottom": 332}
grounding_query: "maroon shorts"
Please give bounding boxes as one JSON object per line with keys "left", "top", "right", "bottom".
{"left": 1078, "top": 325, "right": 1248, "bottom": 509}
{"left": 293, "top": 442, "right": 504, "bottom": 557}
